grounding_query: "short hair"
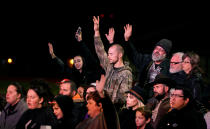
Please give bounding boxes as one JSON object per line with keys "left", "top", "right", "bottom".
{"left": 83, "top": 85, "right": 96, "bottom": 99}
{"left": 172, "top": 52, "right": 184, "bottom": 61}
{"left": 135, "top": 106, "right": 152, "bottom": 120}
{"left": 86, "top": 91, "right": 102, "bottom": 106}
{"left": 60, "top": 80, "right": 77, "bottom": 93}
{"left": 9, "top": 82, "right": 26, "bottom": 98}
{"left": 69, "top": 80, "right": 77, "bottom": 92}
{"left": 174, "top": 86, "right": 193, "bottom": 101}
{"left": 110, "top": 44, "right": 124, "bottom": 56}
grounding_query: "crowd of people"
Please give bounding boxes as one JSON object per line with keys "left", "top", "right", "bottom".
{"left": 0, "top": 16, "right": 209, "bottom": 129}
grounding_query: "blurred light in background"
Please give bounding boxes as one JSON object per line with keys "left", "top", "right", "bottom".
{"left": 67, "top": 58, "right": 74, "bottom": 68}
{"left": 7, "top": 58, "right": 13, "bottom": 64}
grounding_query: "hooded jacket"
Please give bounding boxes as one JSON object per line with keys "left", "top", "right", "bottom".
{"left": 94, "top": 36, "right": 133, "bottom": 105}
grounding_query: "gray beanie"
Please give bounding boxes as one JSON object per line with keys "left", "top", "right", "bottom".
{"left": 155, "top": 39, "right": 172, "bottom": 55}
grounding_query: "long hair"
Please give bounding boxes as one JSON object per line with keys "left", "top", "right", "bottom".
{"left": 182, "top": 51, "right": 204, "bottom": 78}
{"left": 73, "top": 55, "right": 86, "bottom": 71}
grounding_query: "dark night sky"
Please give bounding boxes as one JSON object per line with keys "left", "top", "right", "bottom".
{"left": 0, "top": 3, "right": 209, "bottom": 78}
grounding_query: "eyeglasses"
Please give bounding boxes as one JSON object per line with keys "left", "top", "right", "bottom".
{"left": 170, "top": 93, "right": 184, "bottom": 98}
{"left": 170, "top": 62, "right": 182, "bottom": 65}
{"left": 183, "top": 61, "right": 191, "bottom": 64}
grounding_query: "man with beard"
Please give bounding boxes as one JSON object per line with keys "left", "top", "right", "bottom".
{"left": 93, "top": 16, "right": 133, "bottom": 111}
{"left": 123, "top": 24, "right": 172, "bottom": 99}
{"left": 146, "top": 74, "right": 175, "bottom": 129}
{"left": 168, "top": 52, "right": 187, "bottom": 86}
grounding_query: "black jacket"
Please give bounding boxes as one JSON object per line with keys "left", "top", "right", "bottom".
{"left": 157, "top": 102, "right": 207, "bottom": 129}
{"left": 124, "top": 40, "right": 170, "bottom": 86}
{"left": 16, "top": 107, "right": 58, "bottom": 129}
{"left": 123, "top": 40, "right": 170, "bottom": 99}
{"left": 118, "top": 108, "right": 136, "bottom": 129}
{"left": 51, "top": 41, "right": 104, "bottom": 86}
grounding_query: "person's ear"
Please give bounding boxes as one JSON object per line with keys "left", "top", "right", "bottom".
{"left": 99, "top": 103, "right": 103, "bottom": 112}
{"left": 146, "top": 118, "right": 151, "bottom": 124}
{"left": 184, "top": 98, "right": 189, "bottom": 105}
{"left": 165, "top": 86, "right": 169, "bottom": 93}
{"left": 39, "top": 97, "right": 44, "bottom": 104}
{"left": 17, "top": 93, "right": 21, "bottom": 100}
{"left": 72, "top": 90, "right": 76, "bottom": 97}
{"left": 119, "top": 52, "right": 123, "bottom": 58}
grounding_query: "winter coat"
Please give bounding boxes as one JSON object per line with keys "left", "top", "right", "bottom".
{"left": 0, "top": 98, "right": 28, "bottom": 129}
{"left": 52, "top": 56, "right": 100, "bottom": 86}
{"left": 118, "top": 108, "right": 136, "bottom": 129}
{"left": 16, "top": 107, "right": 58, "bottom": 129}
{"left": 185, "top": 73, "right": 203, "bottom": 101}
{"left": 157, "top": 102, "right": 207, "bottom": 129}
{"left": 169, "top": 70, "right": 187, "bottom": 85}
{"left": 146, "top": 97, "right": 170, "bottom": 129}
{"left": 51, "top": 41, "right": 103, "bottom": 86}
{"left": 123, "top": 40, "right": 170, "bottom": 88}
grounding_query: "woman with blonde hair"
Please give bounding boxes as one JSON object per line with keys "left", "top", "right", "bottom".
{"left": 119, "top": 85, "right": 146, "bottom": 129}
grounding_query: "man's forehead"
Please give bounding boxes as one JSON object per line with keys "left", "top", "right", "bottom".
{"left": 171, "top": 55, "right": 180, "bottom": 60}
{"left": 174, "top": 89, "right": 183, "bottom": 94}
{"left": 109, "top": 46, "right": 116, "bottom": 50}
{"left": 153, "top": 83, "right": 165, "bottom": 87}
{"left": 60, "top": 83, "right": 71, "bottom": 87}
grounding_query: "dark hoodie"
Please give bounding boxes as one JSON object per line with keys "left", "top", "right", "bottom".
{"left": 54, "top": 95, "right": 74, "bottom": 129}
{"left": 94, "top": 36, "right": 133, "bottom": 106}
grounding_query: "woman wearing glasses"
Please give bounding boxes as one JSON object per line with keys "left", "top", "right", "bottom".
{"left": 182, "top": 51, "right": 204, "bottom": 101}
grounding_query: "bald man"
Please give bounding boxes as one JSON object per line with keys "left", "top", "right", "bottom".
{"left": 93, "top": 16, "right": 133, "bottom": 110}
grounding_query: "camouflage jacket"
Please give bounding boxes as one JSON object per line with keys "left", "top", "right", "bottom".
{"left": 94, "top": 36, "right": 133, "bottom": 104}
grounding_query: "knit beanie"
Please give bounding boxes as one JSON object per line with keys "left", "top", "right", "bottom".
{"left": 155, "top": 39, "right": 172, "bottom": 55}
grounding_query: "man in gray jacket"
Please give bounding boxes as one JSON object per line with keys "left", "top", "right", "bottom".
{"left": 0, "top": 82, "right": 28, "bottom": 129}
{"left": 93, "top": 16, "right": 133, "bottom": 110}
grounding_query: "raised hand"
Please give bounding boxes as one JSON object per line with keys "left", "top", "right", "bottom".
{"left": 93, "top": 16, "right": 100, "bottom": 37}
{"left": 48, "top": 42, "right": 56, "bottom": 59}
{"left": 96, "top": 74, "right": 106, "bottom": 98}
{"left": 75, "top": 26, "right": 82, "bottom": 42}
{"left": 105, "top": 27, "right": 115, "bottom": 44}
{"left": 124, "top": 24, "right": 132, "bottom": 41}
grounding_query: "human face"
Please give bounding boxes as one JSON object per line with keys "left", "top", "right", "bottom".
{"left": 182, "top": 57, "right": 192, "bottom": 74}
{"left": 126, "top": 93, "right": 138, "bottom": 109}
{"left": 108, "top": 46, "right": 120, "bottom": 64}
{"left": 170, "top": 54, "right": 183, "bottom": 73}
{"left": 27, "top": 89, "right": 43, "bottom": 109}
{"left": 6, "top": 85, "right": 21, "bottom": 106}
{"left": 135, "top": 111, "right": 149, "bottom": 128}
{"left": 74, "top": 56, "right": 83, "bottom": 70}
{"left": 170, "top": 89, "right": 188, "bottom": 110}
{"left": 77, "top": 86, "right": 84, "bottom": 98}
{"left": 85, "top": 87, "right": 96, "bottom": 100}
{"left": 86, "top": 99, "right": 102, "bottom": 118}
{"left": 153, "top": 84, "right": 167, "bottom": 97}
{"left": 152, "top": 46, "right": 166, "bottom": 62}
{"left": 53, "top": 101, "right": 63, "bottom": 120}
{"left": 59, "top": 83, "right": 71, "bottom": 96}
